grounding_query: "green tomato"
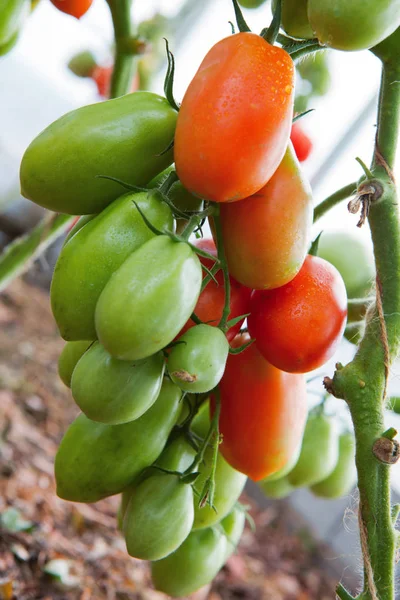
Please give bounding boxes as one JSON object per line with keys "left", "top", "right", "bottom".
{"left": 95, "top": 235, "right": 202, "bottom": 361}
{"left": 63, "top": 215, "right": 94, "bottom": 246}
{"left": 0, "top": 0, "right": 29, "bottom": 46}
{"left": 272, "top": 0, "right": 313, "bottom": 39}
{"left": 390, "top": 396, "right": 400, "bottom": 414}
{"left": 308, "top": 0, "right": 400, "bottom": 51}
{"left": 168, "top": 325, "right": 229, "bottom": 393}
{"left": 20, "top": 92, "right": 177, "bottom": 215}
{"left": 55, "top": 379, "right": 181, "bottom": 503}
{"left": 71, "top": 342, "right": 165, "bottom": 425}
{"left": 311, "top": 432, "right": 356, "bottom": 499}
{"left": 57, "top": 340, "right": 92, "bottom": 388}
{"left": 372, "top": 25, "right": 400, "bottom": 62}
{"left": 151, "top": 523, "right": 227, "bottom": 597}
{"left": 191, "top": 403, "right": 247, "bottom": 530}
{"left": 260, "top": 476, "right": 295, "bottom": 499}
{"left": 0, "top": 29, "right": 18, "bottom": 55}
{"left": 51, "top": 191, "right": 172, "bottom": 341}
{"left": 123, "top": 472, "right": 194, "bottom": 560}
{"left": 220, "top": 506, "right": 246, "bottom": 561}
{"left": 237, "top": 0, "right": 267, "bottom": 7}
{"left": 288, "top": 412, "right": 339, "bottom": 487}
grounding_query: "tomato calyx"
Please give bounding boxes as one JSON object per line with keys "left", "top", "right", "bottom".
{"left": 163, "top": 38, "right": 180, "bottom": 112}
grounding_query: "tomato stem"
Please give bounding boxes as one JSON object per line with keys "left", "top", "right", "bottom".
{"left": 313, "top": 182, "right": 358, "bottom": 222}
{"left": 106, "top": 0, "right": 137, "bottom": 99}
{"left": 336, "top": 583, "right": 356, "bottom": 600}
{"left": 325, "top": 57, "right": 400, "bottom": 599}
{"left": 213, "top": 209, "right": 231, "bottom": 332}
{"left": 264, "top": 0, "right": 281, "bottom": 46}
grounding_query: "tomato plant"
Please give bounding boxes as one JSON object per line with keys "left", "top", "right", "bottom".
{"left": 248, "top": 255, "right": 348, "bottom": 373}
{"left": 311, "top": 432, "right": 356, "bottom": 498}
{"left": 272, "top": 0, "right": 313, "bottom": 39}
{"left": 214, "top": 333, "right": 307, "bottom": 481}
{"left": 174, "top": 32, "right": 294, "bottom": 202}
{"left": 58, "top": 340, "right": 92, "bottom": 387}
{"left": 217, "top": 144, "right": 313, "bottom": 290}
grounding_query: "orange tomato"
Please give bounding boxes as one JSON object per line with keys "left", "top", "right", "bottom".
{"left": 217, "top": 143, "right": 313, "bottom": 290}
{"left": 291, "top": 123, "right": 313, "bottom": 162}
{"left": 50, "top": 0, "right": 93, "bottom": 18}
{"left": 212, "top": 334, "right": 307, "bottom": 481}
{"left": 174, "top": 32, "right": 294, "bottom": 203}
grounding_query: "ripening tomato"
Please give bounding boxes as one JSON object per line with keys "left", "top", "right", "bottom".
{"left": 217, "top": 144, "right": 313, "bottom": 290}
{"left": 174, "top": 32, "right": 294, "bottom": 202}
{"left": 290, "top": 123, "right": 313, "bottom": 162}
{"left": 179, "top": 239, "right": 251, "bottom": 342}
{"left": 92, "top": 65, "right": 140, "bottom": 98}
{"left": 248, "top": 255, "right": 347, "bottom": 373}
{"left": 49, "top": 0, "right": 92, "bottom": 18}
{"left": 214, "top": 334, "right": 307, "bottom": 481}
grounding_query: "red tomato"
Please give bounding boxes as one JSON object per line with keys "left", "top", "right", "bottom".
{"left": 216, "top": 143, "right": 313, "bottom": 290}
{"left": 50, "top": 0, "right": 93, "bottom": 18}
{"left": 290, "top": 123, "right": 313, "bottom": 162}
{"left": 174, "top": 32, "right": 294, "bottom": 203}
{"left": 213, "top": 333, "right": 307, "bottom": 481}
{"left": 92, "top": 66, "right": 140, "bottom": 98}
{"left": 179, "top": 239, "right": 251, "bottom": 342}
{"left": 248, "top": 255, "right": 348, "bottom": 373}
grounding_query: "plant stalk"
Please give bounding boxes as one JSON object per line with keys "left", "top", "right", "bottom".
{"left": 106, "top": 0, "right": 136, "bottom": 99}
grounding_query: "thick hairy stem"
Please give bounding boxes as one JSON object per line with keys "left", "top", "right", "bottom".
{"left": 326, "top": 61, "right": 400, "bottom": 599}
{"left": 106, "top": 0, "right": 135, "bottom": 99}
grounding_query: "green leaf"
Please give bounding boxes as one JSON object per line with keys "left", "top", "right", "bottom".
{"left": 225, "top": 313, "right": 250, "bottom": 329}
{"left": 1, "top": 508, "right": 35, "bottom": 533}
{"left": 229, "top": 338, "right": 255, "bottom": 354}
{"left": 231, "top": 0, "right": 251, "bottom": 33}
{"left": 0, "top": 213, "right": 73, "bottom": 293}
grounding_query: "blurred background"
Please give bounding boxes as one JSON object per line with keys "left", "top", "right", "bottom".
{"left": 1, "top": 1, "right": 400, "bottom": 598}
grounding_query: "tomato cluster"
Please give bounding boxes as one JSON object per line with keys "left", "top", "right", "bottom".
{"left": 20, "top": 21, "right": 359, "bottom": 596}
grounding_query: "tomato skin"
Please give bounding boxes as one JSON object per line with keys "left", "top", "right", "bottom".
{"left": 218, "top": 144, "right": 313, "bottom": 290}
{"left": 63, "top": 214, "right": 94, "bottom": 246}
{"left": 58, "top": 340, "right": 92, "bottom": 387}
{"left": 311, "top": 432, "right": 356, "bottom": 498}
{"left": 123, "top": 472, "right": 194, "bottom": 560}
{"left": 50, "top": 0, "right": 92, "bottom": 18}
{"left": 20, "top": 92, "right": 177, "bottom": 215}
{"left": 95, "top": 236, "right": 202, "bottom": 361}
{"left": 215, "top": 334, "right": 307, "bottom": 481}
{"left": 273, "top": 0, "right": 313, "bottom": 39}
{"left": 260, "top": 476, "right": 295, "bottom": 499}
{"left": 317, "top": 230, "right": 374, "bottom": 323}
{"left": 51, "top": 191, "right": 172, "bottom": 341}
{"left": 180, "top": 239, "right": 251, "bottom": 342}
{"left": 288, "top": 412, "right": 339, "bottom": 487}
{"left": 248, "top": 255, "right": 348, "bottom": 373}
{"left": 168, "top": 325, "right": 229, "bottom": 393}
{"left": 290, "top": 123, "right": 313, "bottom": 162}
{"left": 191, "top": 403, "right": 247, "bottom": 530}
{"left": 0, "top": 0, "right": 29, "bottom": 46}
{"left": 55, "top": 379, "right": 181, "bottom": 503}
{"left": 174, "top": 32, "right": 294, "bottom": 203}
{"left": 237, "top": 0, "right": 267, "bottom": 7}
{"left": 151, "top": 508, "right": 244, "bottom": 597}
{"left": 261, "top": 436, "right": 302, "bottom": 483}
{"left": 308, "top": 0, "right": 400, "bottom": 51}
{"left": 71, "top": 342, "right": 165, "bottom": 425}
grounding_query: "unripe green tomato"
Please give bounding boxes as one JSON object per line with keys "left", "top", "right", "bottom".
{"left": 317, "top": 230, "right": 374, "bottom": 322}
{"left": 118, "top": 435, "right": 196, "bottom": 530}
{"left": 71, "top": 342, "right": 165, "bottom": 425}
{"left": 58, "top": 340, "right": 92, "bottom": 387}
{"left": 372, "top": 25, "right": 400, "bottom": 63}
{"left": 63, "top": 215, "right": 94, "bottom": 246}
{"left": 260, "top": 476, "right": 295, "bottom": 499}
{"left": 95, "top": 235, "right": 202, "bottom": 361}
{"left": 237, "top": 0, "right": 267, "bottom": 7}
{"left": 0, "top": 0, "right": 29, "bottom": 46}
{"left": 168, "top": 325, "right": 229, "bottom": 393}
{"left": 308, "top": 0, "right": 400, "bottom": 51}
{"left": 288, "top": 412, "right": 339, "bottom": 487}
{"left": 220, "top": 506, "right": 246, "bottom": 561}
{"left": 51, "top": 191, "right": 173, "bottom": 341}
{"left": 190, "top": 403, "right": 247, "bottom": 530}
{"left": 20, "top": 92, "right": 177, "bottom": 214}
{"left": 0, "top": 29, "right": 18, "bottom": 55}
{"left": 390, "top": 396, "right": 400, "bottom": 414}
{"left": 272, "top": 0, "right": 313, "bottom": 39}
{"left": 55, "top": 379, "right": 181, "bottom": 503}
{"left": 123, "top": 472, "right": 194, "bottom": 560}
{"left": 151, "top": 523, "right": 227, "bottom": 597}
{"left": 311, "top": 432, "right": 356, "bottom": 498}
